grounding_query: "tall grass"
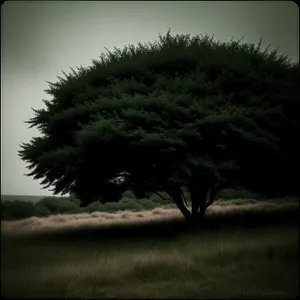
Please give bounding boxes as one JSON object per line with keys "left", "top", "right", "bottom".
{"left": 1, "top": 201, "right": 299, "bottom": 299}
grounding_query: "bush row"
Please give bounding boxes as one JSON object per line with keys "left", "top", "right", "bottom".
{"left": 1, "top": 188, "right": 263, "bottom": 221}
{"left": 0, "top": 193, "right": 170, "bottom": 221}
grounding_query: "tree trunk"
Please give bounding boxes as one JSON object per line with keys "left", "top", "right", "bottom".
{"left": 189, "top": 178, "right": 208, "bottom": 223}
{"left": 164, "top": 179, "right": 224, "bottom": 223}
{"left": 190, "top": 202, "right": 207, "bottom": 223}
{"left": 166, "top": 185, "right": 192, "bottom": 221}
{"left": 176, "top": 198, "right": 193, "bottom": 221}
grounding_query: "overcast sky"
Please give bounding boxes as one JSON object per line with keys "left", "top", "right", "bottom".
{"left": 1, "top": 1, "right": 299, "bottom": 196}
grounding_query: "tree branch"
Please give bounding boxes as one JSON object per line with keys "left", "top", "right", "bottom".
{"left": 205, "top": 189, "right": 214, "bottom": 208}
{"left": 165, "top": 185, "right": 189, "bottom": 210}
{"left": 205, "top": 181, "right": 230, "bottom": 208}
{"left": 151, "top": 188, "right": 175, "bottom": 204}
{"left": 165, "top": 185, "right": 192, "bottom": 221}
{"left": 180, "top": 188, "right": 189, "bottom": 208}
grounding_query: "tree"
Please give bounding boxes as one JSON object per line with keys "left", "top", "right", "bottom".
{"left": 19, "top": 30, "right": 299, "bottom": 222}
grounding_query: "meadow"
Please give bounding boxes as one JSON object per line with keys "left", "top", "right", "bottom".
{"left": 1, "top": 192, "right": 299, "bottom": 299}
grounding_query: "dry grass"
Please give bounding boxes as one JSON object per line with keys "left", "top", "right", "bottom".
{"left": 2, "top": 201, "right": 298, "bottom": 236}
{"left": 1, "top": 199, "right": 299, "bottom": 299}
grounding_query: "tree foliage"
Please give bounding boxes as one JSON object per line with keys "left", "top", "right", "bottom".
{"left": 19, "top": 30, "right": 299, "bottom": 221}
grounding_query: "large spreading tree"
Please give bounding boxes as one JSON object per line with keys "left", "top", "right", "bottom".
{"left": 19, "top": 31, "right": 299, "bottom": 222}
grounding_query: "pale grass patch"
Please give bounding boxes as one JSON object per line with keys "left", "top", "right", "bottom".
{"left": 71, "top": 213, "right": 91, "bottom": 220}
{"left": 47, "top": 214, "right": 70, "bottom": 223}
{"left": 151, "top": 207, "right": 167, "bottom": 215}
{"left": 19, "top": 216, "right": 43, "bottom": 226}
{"left": 102, "top": 213, "right": 115, "bottom": 220}
{"left": 1, "top": 202, "right": 298, "bottom": 236}
{"left": 120, "top": 212, "right": 131, "bottom": 219}
{"left": 90, "top": 212, "right": 104, "bottom": 218}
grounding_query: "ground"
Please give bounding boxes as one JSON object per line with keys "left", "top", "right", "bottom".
{"left": 1, "top": 199, "right": 299, "bottom": 299}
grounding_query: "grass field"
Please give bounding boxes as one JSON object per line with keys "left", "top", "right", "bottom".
{"left": 1, "top": 200, "right": 299, "bottom": 299}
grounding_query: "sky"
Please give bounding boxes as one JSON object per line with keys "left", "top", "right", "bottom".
{"left": 1, "top": 1, "right": 299, "bottom": 196}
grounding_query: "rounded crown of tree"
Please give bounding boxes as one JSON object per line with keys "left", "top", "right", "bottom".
{"left": 19, "top": 30, "right": 299, "bottom": 208}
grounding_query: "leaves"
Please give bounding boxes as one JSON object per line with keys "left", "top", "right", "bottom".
{"left": 19, "top": 30, "right": 299, "bottom": 204}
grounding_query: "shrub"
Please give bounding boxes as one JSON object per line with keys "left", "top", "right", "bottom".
{"left": 34, "top": 204, "right": 52, "bottom": 217}
{"left": 227, "top": 198, "right": 258, "bottom": 205}
{"left": 268, "top": 196, "right": 300, "bottom": 204}
{"left": 149, "top": 194, "right": 170, "bottom": 206}
{"left": 138, "top": 198, "right": 158, "bottom": 210}
{"left": 216, "top": 188, "right": 262, "bottom": 200}
{"left": 1, "top": 200, "right": 36, "bottom": 220}
{"left": 66, "top": 196, "right": 81, "bottom": 206}
{"left": 119, "top": 197, "right": 138, "bottom": 205}
{"left": 83, "top": 202, "right": 105, "bottom": 213}
{"left": 104, "top": 201, "right": 141, "bottom": 213}
{"left": 120, "top": 198, "right": 143, "bottom": 210}
{"left": 37, "top": 197, "right": 80, "bottom": 215}
{"left": 122, "top": 190, "right": 136, "bottom": 199}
